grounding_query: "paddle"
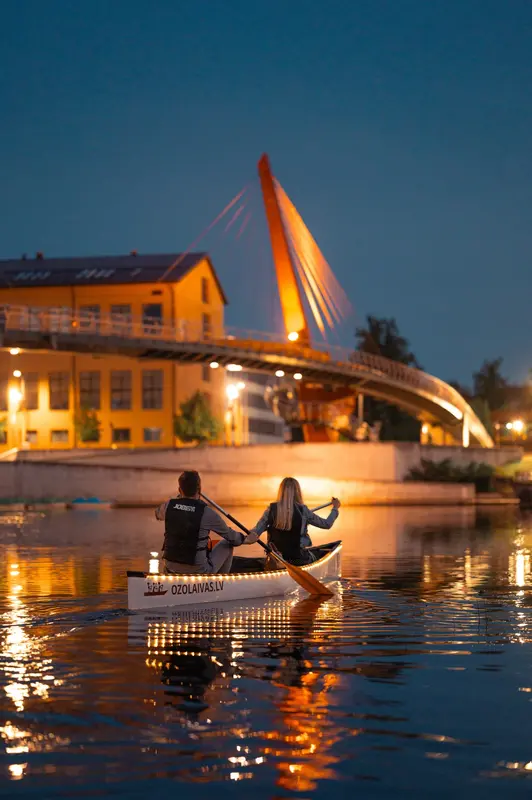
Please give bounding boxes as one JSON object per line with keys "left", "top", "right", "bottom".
{"left": 201, "top": 493, "right": 334, "bottom": 598}
{"left": 310, "top": 502, "right": 333, "bottom": 513}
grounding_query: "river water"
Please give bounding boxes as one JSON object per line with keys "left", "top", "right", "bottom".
{"left": 0, "top": 505, "right": 531, "bottom": 798}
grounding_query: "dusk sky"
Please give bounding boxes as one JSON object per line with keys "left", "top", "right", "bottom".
{"left": 1, "top": 0, "right": 531, "bottom": 383}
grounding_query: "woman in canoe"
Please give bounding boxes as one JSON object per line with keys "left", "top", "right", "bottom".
{"left": 249, "top": 477, "right": 341, "bottom": 566}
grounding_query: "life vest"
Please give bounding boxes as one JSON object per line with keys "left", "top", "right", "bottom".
{"left": 267, "top": 502, "right": 307, "bottom": 565}
{"left": 163, "top": 498, "right": 208, "bottom": 565}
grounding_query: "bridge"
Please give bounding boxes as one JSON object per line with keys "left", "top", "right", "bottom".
{"left": 0, "top": 303, "right": 492, "bottom": 447}
{"left": 0, "top": 154, "right": 493, "bottom": 448}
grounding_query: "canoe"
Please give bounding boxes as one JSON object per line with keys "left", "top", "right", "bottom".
{"left": 127, "top": 540, "right": 342, "bottom": 610}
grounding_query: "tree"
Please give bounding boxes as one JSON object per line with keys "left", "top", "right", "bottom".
{"left": 174, "top": 391, "right": 221, "bottom": 445}
{"left": 472, "top": 358, "right": 508, "bottom": 411}
{"left": 74, "top": 407, "right": 101, "bottom": 442}
{"left": 353, "top": 315, "right": 421, "bottom": 441}
{"left": 355, "top": 315, "right": 422, "bottom": 368}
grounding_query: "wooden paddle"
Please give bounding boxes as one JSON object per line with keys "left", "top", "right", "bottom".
{"left": 201, "top": 493, "right": 334, "bottom": 598}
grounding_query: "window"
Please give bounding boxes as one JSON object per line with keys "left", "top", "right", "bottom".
{"left": 24, "top": 373, "right": 39, "bottom": 410}
{"left": 0, "top": 378, "right": 8, "bottom": 411}
{"left": 112, "top": 428, "right": 130, "bottom": 443}
{"left": 201, "top": 277, "right": 209, "bottom": 304}
{"left": 144, "top": 427, "right": 162, "bottom": 442}
{"left": 79, "top": 305, "right": 100, "bottom": 332}
{"left": 142, "top": 369, "right": 163, "bottom": 410}
{"left": 202, "top": 312, "right": 211, "bottom": 339}
{"left": 246, "top": 392, "right": 269, "bottom": 411}
{"left": 110, "top": 304, "right": 132, "bottom": 335}
{"left": 142, "top": 303, "right": 163, "bottom": 335}
{"left": 248, "top": 418, "right": 285, "bottom": 437}
{"left": 79, "top": 371, "right": 100, "bottom": 410}
{"left": 49, "top": 372, "right": 70, "bottom": 410}
{"left": 26, "top": 430, "right": 37, "bottom": 444}
{"left": 110, "top": 371, "right": 132, "bottom": 410}
{"left": 202, "top": 364, "right": 210, "bottom": 382}
{"left": 51, "top": 429, "right": 69, "bottom": 444}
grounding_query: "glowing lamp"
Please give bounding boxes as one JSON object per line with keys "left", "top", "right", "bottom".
{"left": 13, "top": 370, "right": 21, "bottom": 378}
{"left": 275, "top": 370, "right": 285, "bottom": 378}
{"left": 226, "top": 384, "right": 239, "bottom": 401}
{"left": 209, "top": 361, "right": 219, "bottom": 369}
{"left": 237, "top": 381, "right": 246, "bottom": 391}
{"left": 506, "top": 422, "right": 513, "bottom": 430}
{"left": 9, "top": 348, "right": 20, "bottom": 356}
{"left": 293, "top": 373, "right": 303, "bottom": 381}
{"left": 227, "top": 364, "right": 242, "bottom": 372}
{"left": 512, "top": 419, "right": 525, "bottom": 433}
{"left": 288, "top": 331, "right": 299, "bottom": 342}
{"left": 8, "top": 387, "right": 23, "bottom": 406}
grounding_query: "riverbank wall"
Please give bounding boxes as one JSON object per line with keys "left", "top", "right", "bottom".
{"left": 0, "top": 442, "right": 520, "bottom": 506}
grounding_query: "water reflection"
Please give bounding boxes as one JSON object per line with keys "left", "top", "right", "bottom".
{"left": 0, "top": 506, "right": 532, "bottom": 794}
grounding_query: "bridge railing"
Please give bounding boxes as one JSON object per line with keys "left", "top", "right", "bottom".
{"left": 0, "top": 304, "right": 492, "bottom": 445}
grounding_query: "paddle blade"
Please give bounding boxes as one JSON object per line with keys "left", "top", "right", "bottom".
{"left": 285, "top": 562, "right": 334, "bottom": 597}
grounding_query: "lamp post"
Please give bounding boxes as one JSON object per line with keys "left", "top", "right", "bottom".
{"left": 225, "top": 381, "right": 246, "bottom": 446}
{"left": 9, "top": 370, "right": 25, "bottom": 448}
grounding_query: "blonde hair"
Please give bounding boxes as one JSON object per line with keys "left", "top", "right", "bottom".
{"left": 274, "top": 477, "right": 303, "bottom": 530}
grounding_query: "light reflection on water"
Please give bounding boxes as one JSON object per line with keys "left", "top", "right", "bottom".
{"left": 0, "top": 506, "right": 531, "bottom": 797}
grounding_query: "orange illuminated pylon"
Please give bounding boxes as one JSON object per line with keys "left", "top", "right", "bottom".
{"left": 258, "top": 154, "right": 310, "bottom": 345}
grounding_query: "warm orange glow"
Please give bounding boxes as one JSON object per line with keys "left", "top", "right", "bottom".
{"left": 226, "top": 364, "right": 242, "bottom": 372}
{"left": 274, "top": 178, "right": 351, "bottom": 338}
{"left": 294, "top": 373, "right": 302, "bottom": 381}
{"left": 275, "top": 370, "right": 285, "bottom": 377}
{"left": 258, "top": 154, "right": 310, "bottom": 343}
{"left": 12, "top": 370, "right": 21, "bottom": 378}
{"left": 9, "top": 348, "right": 20, "bottom": 356}
{"left": 209, "top": 361, "right": 219, "bottom": 369}
{"left": 288, "top": 331, "right": 299, "bottom": 342}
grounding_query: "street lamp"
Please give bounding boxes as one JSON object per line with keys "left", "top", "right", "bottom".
{"left": 225, "top": 381, "right": 246, "bottom": 445}
{"left": 288, "top": 331, "right": 299, "bottom": 342}
{"left": 8, "top": 370, "right": 25, "bottom": 447}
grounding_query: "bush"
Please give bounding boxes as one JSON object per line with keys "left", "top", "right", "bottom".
{"left": 174, "top": 391, "right": 221, "bottom": 445}
{"left": 74, "top": 407, "right": 101, "bottom": 442}
{"left": 405, "top": 459, "right": 495, "bottom": 492}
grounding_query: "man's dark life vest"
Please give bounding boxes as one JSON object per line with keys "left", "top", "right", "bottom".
{"left": 267, "top": 502, "right": 308, "bottom": 565}
{"left": 163, "top": 498, "right": 208, "bottom": 565}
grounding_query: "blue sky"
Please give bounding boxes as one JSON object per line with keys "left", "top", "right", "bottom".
{"left": 1, "top": 0, "right": 531, "bottom": 383}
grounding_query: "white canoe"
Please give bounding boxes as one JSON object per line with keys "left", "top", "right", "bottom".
{"left": 127, "top": 541, "right": 342, "bottom": 610}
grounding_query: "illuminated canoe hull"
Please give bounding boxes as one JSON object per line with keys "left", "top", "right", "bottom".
{"left": 127, "top": 541, "right": 342, "bottom": 610}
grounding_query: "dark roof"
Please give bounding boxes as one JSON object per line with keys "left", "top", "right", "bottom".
{"left": 0, "top": 252, "right": 228, "bottom": 303}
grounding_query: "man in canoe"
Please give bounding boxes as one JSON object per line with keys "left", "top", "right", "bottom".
{"left": 155, "top": 470, "right": 254, "bottom": 574}
{"left": 249, "top": 477, "right": 341, "bottom": 566}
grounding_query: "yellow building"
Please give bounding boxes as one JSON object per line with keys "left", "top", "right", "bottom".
{"left": 0, "top": 252, "right": 227, "bottom": 451}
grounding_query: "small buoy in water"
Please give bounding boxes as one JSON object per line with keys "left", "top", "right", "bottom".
{"left": 149, "top": 552, "right": 159, "bottom": 574}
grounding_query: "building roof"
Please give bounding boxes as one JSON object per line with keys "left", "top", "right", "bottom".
{"left": 0, "top": 252, "right": 228, "bottom": 303}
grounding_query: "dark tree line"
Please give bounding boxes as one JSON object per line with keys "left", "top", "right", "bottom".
{"left": 354, "top": 315, "right": 509, "bottom": 441}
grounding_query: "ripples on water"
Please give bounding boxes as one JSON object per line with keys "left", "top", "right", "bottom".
{"left": 0, "top": 506, "right": 531, "bottom": 798}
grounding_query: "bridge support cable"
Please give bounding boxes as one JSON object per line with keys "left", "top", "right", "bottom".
{"left": 159, "top": 185, "right": 249, "bottom": 283}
